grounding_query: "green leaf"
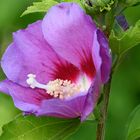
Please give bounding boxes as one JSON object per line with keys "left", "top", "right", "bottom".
{"left": 21, "top": 0, "right": 58, "bottom": 16}
{"left": 126, "top": 105, "right": 140, "bottom": 140}
{"left": 86, "top": 113, "right": 96, "bottom": 121}
{"left": 0, "top": 115, "right": 80, "bottom": 140}
{"left": 125, "top": 0, "right": 140, "bottom": 7}
{"left": 109, "top": 20, "right": 140, "bottom": 56}
{"left": 0, "top": 68, "right": 5, "bottom": 81}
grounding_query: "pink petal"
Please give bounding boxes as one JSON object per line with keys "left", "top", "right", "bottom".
{"left": 81, "top": 76, "right": 100, "bottom": 121}
{"left": 92, "top": 30, "right": 111, "bottom": 83}
{"left": 42, "top": 3, "right": 96, "bottom": 78}
{"left": 1, "top": 20, "right": 80, "bottom": 86}
{"left": 37, "top": 92, "right": 88, "bottom": 119}
{"left": 0, "top": 80, "right": 51, "bottom": 113}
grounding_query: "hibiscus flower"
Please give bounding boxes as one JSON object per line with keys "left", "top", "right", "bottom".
{"left": 0, "top": 2, "right": 111, "bottom": 121}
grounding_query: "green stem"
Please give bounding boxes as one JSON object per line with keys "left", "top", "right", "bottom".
{"left": 96, "top": 56, "right": 121, "bottom": 140}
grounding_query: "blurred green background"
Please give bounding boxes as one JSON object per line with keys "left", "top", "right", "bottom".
{"left": 0, "top": 0, "right": 140, "bottom": 140}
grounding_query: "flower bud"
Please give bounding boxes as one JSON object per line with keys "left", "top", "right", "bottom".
{"left": 85, "top": 0, "right": 115, "bottom": 12}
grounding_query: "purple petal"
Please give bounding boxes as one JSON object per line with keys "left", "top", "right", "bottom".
{"left": 37, "top": 92, "right": 89, "bottom": 120}
{"left": 42, "top": 2, "right": 96, "bottom": 78}
{"left": 0, "top": 80, "right": 51, "bottom": 113}
{"left": 0, "top": 79, "right": 10, "bottom": 95}
{"left": 81, "top": 76, "right": 100, "bottom": 121}
{"left": 1, "top": 20, "right": 80, "bottom": 86}
{"left": 92, "top": 30, "right": 111, "bottom": 83}
{"left": 37, "top": 76, "right": 100, "bottom": 121}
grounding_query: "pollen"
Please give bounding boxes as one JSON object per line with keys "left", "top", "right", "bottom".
{"left": 26, "top": 74, "right": 81, "bottom": 99}
{"left": 46, "top": 79, "right": 81, "bottom": 99}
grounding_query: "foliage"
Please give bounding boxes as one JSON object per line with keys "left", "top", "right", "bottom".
{"left": 125, "top": 0, "right": 140, "bottom": 7}
{"left": 109, "top": 20, "right": 140, "bottom": 56}
{"left": 21, "top": 0, "right": 58, "bottom": 16}
{"left": 0, "top": 115, "right": 80, "bottom": 140}
{"left": 126, "top": 105, "right": 140, "bottom": 140}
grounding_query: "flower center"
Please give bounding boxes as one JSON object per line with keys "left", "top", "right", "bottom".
{"left": 26, "top": 74, "right": 81, "bottom": 99}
